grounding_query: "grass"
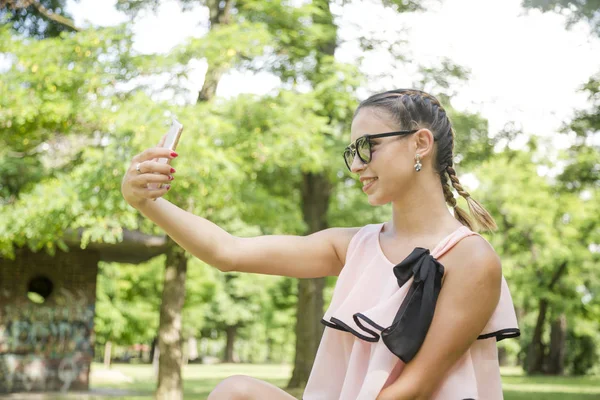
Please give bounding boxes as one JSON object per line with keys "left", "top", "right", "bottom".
{"left": 90, "top": 363, "right": 301, "bottom": 399}
{"left": 3, "top": 364, "right": 598, "bottom": 399}
{"left": 88, "top": 363, "right": 600, "bottom": 400}
{"left": 500, "top": 366, "right": 600, "bottom": 400}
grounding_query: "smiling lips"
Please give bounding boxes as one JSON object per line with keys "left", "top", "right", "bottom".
{"left": 361, "top": 177, "right": 378, "bottom": 192}
{"left": 362, "top": 177, "right": 377, "bottom": 186}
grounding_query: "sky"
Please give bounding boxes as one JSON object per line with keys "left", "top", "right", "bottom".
{"left": 66, "top": 0, "right": 600, "bottom": 153}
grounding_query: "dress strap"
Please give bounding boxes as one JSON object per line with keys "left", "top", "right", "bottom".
{"left": 431, "top": 226, "right": 480, "bottom": 259}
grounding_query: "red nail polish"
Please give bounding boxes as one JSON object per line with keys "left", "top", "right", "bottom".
{"left": 170, "top": 167, "right": 176, "bottom": 173}
{"left": 171, "top": 152, "right": 178, "bottom": 158}
{"left": 165, "top": 185, "right": 171, "bottom": 190}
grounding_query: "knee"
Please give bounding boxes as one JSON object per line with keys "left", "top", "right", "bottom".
{"left": 207, "top": 375, "right": 256, "bottom": 400}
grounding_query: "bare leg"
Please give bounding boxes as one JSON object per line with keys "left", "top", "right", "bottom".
{"left": 207, "top": 375, "right": 298, "bottom": 400}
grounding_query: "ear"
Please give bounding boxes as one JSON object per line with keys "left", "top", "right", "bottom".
{"left": 413, "top": 128, "right": 435, "bottom": 159}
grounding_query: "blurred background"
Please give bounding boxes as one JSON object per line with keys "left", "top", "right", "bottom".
{"left": 0, "top": 0, "right": 599, "bottom": 399}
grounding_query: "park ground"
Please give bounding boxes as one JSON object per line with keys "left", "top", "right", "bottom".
{"left": 0, "top": 364, "right": 599, "bottom": 399}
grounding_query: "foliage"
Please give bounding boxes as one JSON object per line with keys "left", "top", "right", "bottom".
{"left": 522, "top": 0, "right": 600, "bottom": 36}
{"left": 0, "top": 0, "right": 78, "bottom": 38}
{"left": 2, "top": 0, "right": 599, "bottom": 378}
{"left": 475, "top": 145, "right": 600, "bottom": 374}
{"left": 0, "top": 23, "right": 169, "bottom": 202}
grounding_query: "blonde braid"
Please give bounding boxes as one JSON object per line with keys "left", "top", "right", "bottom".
{"left": 446, "top": 165, "right": 498, "bottom": 232}
{"left": 440, "top": 167, "right": 475, "bottom": 231}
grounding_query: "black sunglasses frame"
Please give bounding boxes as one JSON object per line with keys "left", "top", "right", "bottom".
{"left": 343, "top": 130, "right": 419, "bottom": 171}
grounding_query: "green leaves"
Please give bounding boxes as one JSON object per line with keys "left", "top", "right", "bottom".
{"left": 474, "top": 147, "right": 600, "bottom": 373}
{"left": 0, "top": 25, "right": 137, "bottom": 150}
{"left": 522, "top": 0, "right": 600, "bottom": 36}
{"left": 176, "top": 21, "right": 273, "bottom": 71}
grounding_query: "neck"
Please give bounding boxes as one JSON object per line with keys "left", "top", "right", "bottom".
{"left": 388, "top": 176, "right": 461, "bottom": 239}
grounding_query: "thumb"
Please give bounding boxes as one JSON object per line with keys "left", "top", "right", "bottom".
{"left": 150, "top": 134, "right": 168, "bottom": 163}
{"left": 157, "top": 133, "right": 167, "bottom": 147}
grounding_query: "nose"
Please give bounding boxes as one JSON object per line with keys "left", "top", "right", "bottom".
{"left": 350, "top": 153, "right": 367, "bottom": 174}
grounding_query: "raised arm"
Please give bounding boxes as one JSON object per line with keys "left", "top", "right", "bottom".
{"left": 121, "top": 144, "right": 358, "bottom": 278}
{"left": 136, "top": 197, "right": 358, "bottom": 277}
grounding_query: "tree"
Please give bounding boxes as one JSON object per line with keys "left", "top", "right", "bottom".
{"left": 520, "top": 0, "right": 600, "bottom": 375}
{"left": 0, "top": 23, "right": 141, "bottom": 203}
{"left": 95, "top": 259, "right": 164, "bottom": 366}
{"left": 203, "top": 272, "right": 268, "bottom": 362}
{"left": 1, "top": 3, "right": 502, "bottom": 398}
{"left": 473, "top": 143, "right": 599, "bottom": 375}
{"left": 113, "top": 1, "right": 273, "bottom": 394}
{"left": 0, "top": 0, "right": 80, "bottom": 38}
{"left": 114, "top": 0, "right": 491, "bottom": 389}
{"left": 522, "top": 0, "right": 600, "bottom": 35}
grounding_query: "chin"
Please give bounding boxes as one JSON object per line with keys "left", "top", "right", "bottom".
{"left": 367, "top": 194, "right": 390, "bottom": 206}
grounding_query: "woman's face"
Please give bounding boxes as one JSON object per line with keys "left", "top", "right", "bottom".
{"left": 349, "top": 108, "right": 417, "bottom": 206}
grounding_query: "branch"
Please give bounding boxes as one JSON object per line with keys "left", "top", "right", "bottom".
{"left": 30, "top": 0, "right": 80, "bottom": 31}
{"left": 3, "top": 0, "right": 81, "bottom": 32}
{"left": 548, "top": 261, "right": 568, "bottom": 290}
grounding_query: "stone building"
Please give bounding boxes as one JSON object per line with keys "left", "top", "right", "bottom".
{"left": 0, "top": 229, "right": 166, "bottom": 394}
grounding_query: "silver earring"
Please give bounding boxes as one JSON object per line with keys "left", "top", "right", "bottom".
{"left": 414, "top": 154, "right": 422, "bottom": 172}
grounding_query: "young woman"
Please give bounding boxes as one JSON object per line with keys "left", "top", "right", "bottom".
{"left": 121, "top": 89, "right": 520, "bottom": 400}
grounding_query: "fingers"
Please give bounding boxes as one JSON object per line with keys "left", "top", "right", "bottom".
{"left": 124, "top": 140, "right": 177, "bottom": 205}
{"left": 133, "top": 172, "right": 173, "bottom": 186}
{"left": 130, "top": 173, "right": 173, "bottom": 197}
{"left": 133, "top": 160, "right": 175, "bottom": 176}
{"left": 132, "top": 184, "right": 172, "bottom": 200}
{"left": 133, "top": 147, "right": 178, "bottom": 164}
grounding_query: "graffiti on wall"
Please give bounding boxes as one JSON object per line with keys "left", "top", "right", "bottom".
{"left": 0, "top": 288, "right": 95, "bottom": 393}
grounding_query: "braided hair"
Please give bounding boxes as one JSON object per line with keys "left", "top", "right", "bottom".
{"left": 354, "top": 89, "right": 497, "bottom": 233}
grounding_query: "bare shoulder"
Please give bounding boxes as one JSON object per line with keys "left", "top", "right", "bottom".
{"left": 440, "top": 234, "right": 502, "bottom": 284}
{"left": 319, "top": 226, "right": 362, "bottom": 274}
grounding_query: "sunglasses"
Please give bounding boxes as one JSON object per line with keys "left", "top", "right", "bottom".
{"left": 343, "top": 130, "right": 418, "bottom": 171}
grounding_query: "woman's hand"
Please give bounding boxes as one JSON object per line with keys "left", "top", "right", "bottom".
{"left": 121, "top": 134, "right": 178, "bottom": 209}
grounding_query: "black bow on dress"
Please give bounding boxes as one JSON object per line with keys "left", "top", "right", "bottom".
{"left": 381, "top": 247, "right": 445, "bottom": 363}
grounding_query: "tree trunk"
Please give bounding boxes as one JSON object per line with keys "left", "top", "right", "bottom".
{"left": 103, "top": 341, "right": 112, "bottom": 368}
{"left": 288, "top": 172, "right": 331, "bottom": 388}
{"left": 497, "top": 346, "right": 507, "bottom": 366}
{"left": 288, "top": 277, "right": 326, "bottom": 388}
{"left": 197, "top": 64, "right": 227, "bottom": 103}
{"left": 197, "top": 0, "right": 233, "bottom": 104}
{"left": 153, "top": 343, "right": 160, "bottom": 377}
{"left": 224, "top": 325, "right": 238, "bottom": 363}
{"left": 547, "top": 313, "right": 567, "bottom": 375}
{"left": 266, "top": 337, "right": 273, "bottom": 363}
{"left": 155, "top": 242, "right": 188, "bottom": 400}
{"left": 287, "top": 0, "right": 337, "bottom": 388}
{"left": 150, "top": 336, "right": 158, "bottom": 366}
{"left": 188, "top": 337, "right": 198, "bottom": 362}
{"left": 526, "top": 298, "right": 548, "bottom": 374}
{"left": 526, "top": 261, "right": 568, "bottom": 375}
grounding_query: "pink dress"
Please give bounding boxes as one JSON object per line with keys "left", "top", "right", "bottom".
{"left": 303, "top": 223, "right": 519, "bottom": 400}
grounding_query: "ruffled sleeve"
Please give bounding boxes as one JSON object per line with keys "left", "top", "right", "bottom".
{"left": 321, "top": 227, "right": 520, "bottom": 363}
{"left": 477, "top": 276, "right": 520, "bottom": 341}
{"left": 309, "top": 223, "right": 520, "bottom": 400}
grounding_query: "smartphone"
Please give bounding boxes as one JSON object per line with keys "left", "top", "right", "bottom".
{"left": 149, "top": 118, "right": 183, "bottom": 190}
{"left": 158, "top": 118, "right": 183, "bottom": 164}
